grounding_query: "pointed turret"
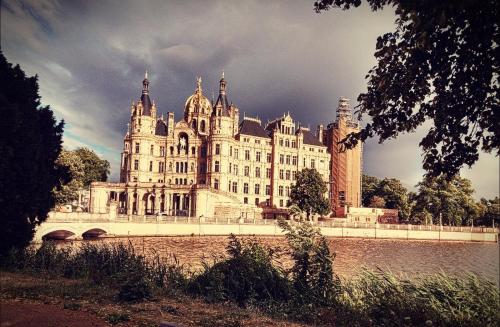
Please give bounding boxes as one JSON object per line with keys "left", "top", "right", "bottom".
{"left": 213, "top": 71, "right": 230, "bottom": 116}
{"left": 140, "top": 70, "right": 152, "bottom": 116}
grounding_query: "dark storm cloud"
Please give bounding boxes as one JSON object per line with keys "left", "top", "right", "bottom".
{"left": 2, "top": 0, "right": 497, "bottom": 198}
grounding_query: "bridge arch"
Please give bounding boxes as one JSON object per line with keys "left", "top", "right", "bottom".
{"left": 36, "top": 224, "right": 110, "bottom": 242}
{"left": 82, "top": 228, "right": 108, "bottom": 239}
{"left": 40, "top": 226, "right": 78, "bottom": 241}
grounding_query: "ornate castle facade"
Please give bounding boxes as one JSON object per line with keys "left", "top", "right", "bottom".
{"left": 89, "top": 73, "right": 362, "bottom": 219}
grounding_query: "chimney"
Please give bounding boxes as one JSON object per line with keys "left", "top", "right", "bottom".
{"left": 317, "top": 124, "right": 324, "bottom": 143}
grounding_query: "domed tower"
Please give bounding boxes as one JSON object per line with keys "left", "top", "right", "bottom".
{"left": 183, "top": 77, "right": 212, "bottom": 135}
{"left": 207, "top": 73, "right": 239, "bottom": 192}
{"left": 120, "top": 72, "right": 161, "bottom": 184}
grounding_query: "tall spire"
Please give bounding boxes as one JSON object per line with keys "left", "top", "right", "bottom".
{"left": 213, "top": 71, "right": 229, "bottom": 116}
{"left": 142, "top": 70, "right": 150, "bottom": 95}
{"left": 196, "top": 76, "right": 202, "bottom": 94}
{"left": 219, "top": 71, "right": 226, "bottom": 95}
{"left": 140, "top": 72, "right": 152, "bottom": 115}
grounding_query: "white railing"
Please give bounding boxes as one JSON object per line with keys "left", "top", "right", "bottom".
{"left": 44, "top": 213, "right": 499, "bottom": 234}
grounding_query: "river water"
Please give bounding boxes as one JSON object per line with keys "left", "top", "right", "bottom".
{"left": 69, "top": 236, "right": 499, "bottom": 285}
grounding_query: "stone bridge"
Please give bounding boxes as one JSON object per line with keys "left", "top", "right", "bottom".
{"left": 33, "top": 212, "right": 499, "bottom": 243}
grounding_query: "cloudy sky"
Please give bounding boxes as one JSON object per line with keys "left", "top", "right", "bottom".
{"left": 2, "top": 0, "right": 498, "bottom": 199}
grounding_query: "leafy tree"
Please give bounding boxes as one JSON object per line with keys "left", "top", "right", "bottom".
{"left": 52, "top": 150, "right": 84, "bottom": 206}
{"left": 361, "top": 174, "right": 380, "bottom": 207}
{"left": 315, "top": 0, "right": 499, "bottom": 177}
{"left": 277, "top": 219, "right": 340, "bottom": 306}
{"left": 52, "top": 148, "right": 109, "bottom": 206}
{"left": 289, "top": 168, "right": 330, "bottom": 220}
{"left": 411, "top": 174, "right": 481, "bottom": 226}
{"left": 476, "top": 197, "right": 500, "bottom": 227}
{"left": 362, "top": 175, "right": 410, "bottom": 220}
{"left": 0, "top": 51, "right": 64, "bottom": 257}
{"left": 74, "top": 147, "right": 110, "bottom": 187}
{"left": 369, "top": 195, "right": 386, "bottom": 208}
{"left": 376, "top": 178, "right": 411, "bottom": 219}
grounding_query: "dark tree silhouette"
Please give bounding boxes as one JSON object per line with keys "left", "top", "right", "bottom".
{"left": 315, "top": 0, "right": 499, "bottom": 177}
{"left": 0, "top": 51, "right": 64, "bottom": 257}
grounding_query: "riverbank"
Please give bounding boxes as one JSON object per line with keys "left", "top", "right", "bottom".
{"left": 0, "top": 271, "right": 298, "bottom": 327}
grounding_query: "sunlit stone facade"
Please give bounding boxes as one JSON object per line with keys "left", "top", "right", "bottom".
{"left": 89, "top": 73, "right": 362, "bottom": 219}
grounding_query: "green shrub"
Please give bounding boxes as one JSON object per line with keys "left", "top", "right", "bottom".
{"left": 148, "top": 252, "right": 188, "bottom": 290}
{"left": 117, "top": 268, "right": 152, "bottom": 303}
{"left": 277, "top": 218, "right": 340, "bottom": 307}
{"left": 106, "top": 311, "right": 130, "bottom": 325}
{"left": 188, "top": 234, "right": 290, "bottom": 306}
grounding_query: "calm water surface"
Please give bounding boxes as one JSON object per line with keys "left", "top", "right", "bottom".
{"left": 73, "top": 236, "right": 499, "bottom": 285}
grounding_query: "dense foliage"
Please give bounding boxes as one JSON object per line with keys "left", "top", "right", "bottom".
{"left": 362, "top": 174, "right": 411, "bottom": 220}
{"left": 74, "top": 147, "right": 110, "bottom": 187}
{"left": 410, "top": 174, "right": 482, "bottom": 226}
{"left": 0, "top": 52, "right": 64, "bottom": 258}
{"left": 315, "top": 0, "right": 499, "bottom": 177}
{"left": 289, "top": 168, "right": 331, "bottom": 219}
{"left": 278, "top": 219, "right": 340, "bottom": 307}
{"left": 476, "top": 197, "right": 500, "bottom": 227}
{"left": 189, "top": 234, "right": 290, "bottom": 306}
{"left": 52, "top": 147, "right": 110, "bottom": 206}
{"left": 52, "top": 150, "right": 84, "bottom": 206}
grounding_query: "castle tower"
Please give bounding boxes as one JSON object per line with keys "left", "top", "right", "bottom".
{"left": 326, "top": 97, "right": 362, "bottom": 210}
{"left": 120, "top": 72, "right": 161, "bottom": 184}
{"left": 208, "top": 72, "right": 238, "bottom": 191}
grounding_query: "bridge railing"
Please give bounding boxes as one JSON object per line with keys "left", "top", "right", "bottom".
{"left": 44, "top": 213, "right": 499, "bottom": 234}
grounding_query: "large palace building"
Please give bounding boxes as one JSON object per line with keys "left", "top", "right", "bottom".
{"left": 89, "top": 73, "right": 362, "bottom": 219}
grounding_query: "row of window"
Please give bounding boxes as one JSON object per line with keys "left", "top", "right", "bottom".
{"left": 135, "top": 142, "right": 198, "bottom": 156}
{"left": 133, "top": 160, "right": 195, "bottom": 173}
{"left": 241, "top": 137, "right": 272, "bottom": 146}
{"left": 134, "top": 159, "right": 318, "bottom": 177}
{"left": 279, "top": 154, "right": 298, "bottom": 165}
{"left": 279, "top": 170, "right": 297, "bottom": 180}
{"left": 241, "top": 197, "right": 289, "bottom": 207}
{"left": 279, "top": 125, "right": 295, "bottom": 135}
{"left": 278, "top": 138, "right": 297, "bottom": 148}
{"left": 226, "top": 182, "right": 271, "bottom": 195}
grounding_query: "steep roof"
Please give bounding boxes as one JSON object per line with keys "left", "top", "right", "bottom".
{"left": 155, "top": 120, "right": 167, "bottom": 136}
{"left": 213, "top": 93, "right": 230, "bottom": 116}
{"left": 141, "top": 93, "right": 152, "bottom": 116}
{"left": 300, "top": 129, "right": 324, "bottom": 146}
{"left": 239, "top": 119, "right": 269, "bottom": 138}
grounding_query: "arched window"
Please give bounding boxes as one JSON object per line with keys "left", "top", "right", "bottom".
{"left": 200, "top": 120, "right": 206, "bottom": 133}
{"left": 192, "top": 119, "right": 197, "bottom": 130}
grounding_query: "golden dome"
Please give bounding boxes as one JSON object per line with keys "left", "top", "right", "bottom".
{"left": 184, "top": 77, "right": 212, "bottom": 115}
